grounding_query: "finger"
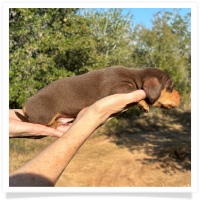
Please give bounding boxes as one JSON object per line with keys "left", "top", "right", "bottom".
{"left": 35, "top": 124, "right": 64, "bottom": 137}
{"left": 10, "top": 119, "right": 64, "bottom": 138}
{"left": 99, "top": 90, "right": 146, "bottom": 113}
{"left": 122, "top": 90, "right": 146, "bottom": 104}
{"left": 30, "top": 124, "right": 64, "bottom": 137}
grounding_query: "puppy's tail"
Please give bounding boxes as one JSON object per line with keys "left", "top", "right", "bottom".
{"left": 15, "top": 110, "right": 29, "bottom": 122}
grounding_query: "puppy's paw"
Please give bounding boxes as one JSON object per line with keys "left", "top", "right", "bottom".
{"left": 138, "top": 100, "right": 150, "bottom": 113}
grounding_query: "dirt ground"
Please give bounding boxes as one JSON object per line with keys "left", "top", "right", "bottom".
{"left": 9, "top": 109, "right": 191, "bottom": 187}
{"left": 56, "top": 110, "right": 191, "bottom": 187}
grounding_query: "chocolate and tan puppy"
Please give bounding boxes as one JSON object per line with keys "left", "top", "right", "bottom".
{"left": 21, "top": 66, "right": 181, "bottom": 128}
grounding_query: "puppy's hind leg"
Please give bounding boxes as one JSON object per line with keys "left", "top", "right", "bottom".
{"left": 47, "top": 113, "right": 74, "bottom": 129}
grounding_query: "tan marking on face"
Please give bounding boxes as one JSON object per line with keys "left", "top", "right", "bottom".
{"left": 153, "top": 88, "right": 181, "bottom": 109}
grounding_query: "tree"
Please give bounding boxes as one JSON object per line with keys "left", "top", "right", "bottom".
{"left": 9, "top": 8, "right": 190, "bottom": 108}
{"left": 9, "top": 8, "right": 135, "bottom": 108}
{"left": 82, "top": 8, "right": 134, "bottom": 67}
{"left": 131, "top": 10, "right": 191, "bottom": 102}
{"left": 9, "top": 8, "right": 96, "bottom": 108}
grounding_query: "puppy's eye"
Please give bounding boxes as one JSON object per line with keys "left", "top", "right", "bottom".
{"left": 166, "top": 86, "right": 173, "bottom": 92}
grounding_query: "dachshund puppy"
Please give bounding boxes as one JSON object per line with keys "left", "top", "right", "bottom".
{"left": 21, "top": 66, "right": 181, "bottom": 128}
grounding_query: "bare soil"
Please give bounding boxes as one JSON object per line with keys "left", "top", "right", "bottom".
{"left": 9, "top": 109, "right": 191, "bottom": 187}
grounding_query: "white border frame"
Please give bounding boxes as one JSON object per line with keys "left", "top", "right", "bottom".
{"left": 1, "top": 0, "right": 198, "bottom": 195}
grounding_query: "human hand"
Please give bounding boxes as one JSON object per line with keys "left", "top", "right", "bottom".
{"left": 9, "top": 109, "right": 73, "bottom": 138}
{"left": 73, "top": 90, "right": 146, "bottom": 127}
{"left": 9, "top": 90, "right": 146, "bottom": 138}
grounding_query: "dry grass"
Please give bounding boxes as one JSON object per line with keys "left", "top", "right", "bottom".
{"left": 9, "top": 137, "right": 56, "bottom": 173}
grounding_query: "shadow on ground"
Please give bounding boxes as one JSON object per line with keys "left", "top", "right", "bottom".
{"left": 104, "top": 109, "right": 191, "bottom": 174}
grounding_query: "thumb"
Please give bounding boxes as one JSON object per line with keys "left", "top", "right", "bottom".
{"left": 123, "top": 90, "right": 146, "bottom": 104}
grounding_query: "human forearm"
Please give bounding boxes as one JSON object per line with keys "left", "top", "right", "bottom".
{"left": 9, "top": 107, "right": 100, "bottom": 186}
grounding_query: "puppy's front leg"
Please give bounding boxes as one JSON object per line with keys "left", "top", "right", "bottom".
{"left": 137, "top": 100, "right": 150, "bottom": 113}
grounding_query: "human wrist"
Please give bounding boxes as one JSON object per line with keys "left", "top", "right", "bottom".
{"left": 80, "top": 106, "right": 103, "bottom": 129}
{"left": 63, "top": 106, "right": 102, "bottom": 137}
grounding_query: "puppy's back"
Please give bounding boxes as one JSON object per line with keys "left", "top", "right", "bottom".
{"left": 23, "top": 66, "right": 131, "bottom": 125}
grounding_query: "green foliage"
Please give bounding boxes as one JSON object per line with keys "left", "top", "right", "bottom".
{"left": 9, "top": 8, "right": 191, "bottom": 109}
{"left": 83, "top": 8, "right": 134, "bottom": 67}
{"left": 132, "top": 10, "right": 191, "bottom": 103}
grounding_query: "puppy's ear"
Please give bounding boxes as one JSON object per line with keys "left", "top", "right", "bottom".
{"left": 143, "top": 77, "right": 162, "bottom": 104}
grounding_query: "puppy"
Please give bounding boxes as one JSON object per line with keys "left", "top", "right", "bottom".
{"left": 21, "top": 66, "right": 181, "bottom": 128}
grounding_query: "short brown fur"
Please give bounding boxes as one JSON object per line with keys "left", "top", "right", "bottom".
{"left": 22, "top": 66, "right": 181, "bottom": 128}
